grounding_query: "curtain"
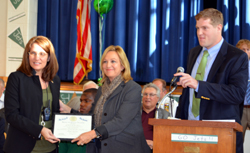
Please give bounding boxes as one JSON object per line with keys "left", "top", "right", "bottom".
{"left": 217, "top": 0, "right": 250, "bottom": 45}
{"left": 37, "top": 0, "right": 78, "bottom": 81}
{"left": 37, "top": 0, "right": 203, "bottom": 83}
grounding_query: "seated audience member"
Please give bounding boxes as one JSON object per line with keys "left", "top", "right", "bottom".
{"left": 0, "top": 117, "right": 5, "bottom": 153}
{"left": 0, "top": 108, "right": 9, "bottom": 134}
{"left": 141, "top": 83, "right": 170, "bottom": 150}
{"left": 59, "top": 97, "right": 85, "bottom": 153}
{"left": 59, "top": 88, "right": 97, "bottom": 153}
{"left": 0, "top": 79, "right": 8, "bottom": 134}
{"left": 79, "top": 88, "right": 97, "bottom": 114}
{"left": 152, "top": 78, "right": 178, "bottom": 117}
{"left": 74, "top": 88, "right": 98, "bottom": 152}
{"left": 0, "top": 78, "right": 5, "bottom": 109}
{"left": 66, "top": 81, "right": 98, "bottom": 110}
{"left": 236, "top": 39, "right": 250, "bottom": 141}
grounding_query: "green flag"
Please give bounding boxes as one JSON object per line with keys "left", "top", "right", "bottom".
{"left": 10, "top": 0, "right": 23, "bottom": 9}
{"left": 8, "top": 27, "right": 25, "bottom": 49}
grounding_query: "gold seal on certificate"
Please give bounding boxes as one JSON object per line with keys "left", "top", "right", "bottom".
{"left": 53, "top": 113, "right": 92, "bottom": 141}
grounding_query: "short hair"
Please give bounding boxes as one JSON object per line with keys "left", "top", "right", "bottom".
{"left": 83, "top": 88, "right": 98, "bottom": 98}
{"left": 236, "top": 39, "right": 250, "bottom": 49}
{"left": 0, "top": 78, "right": 4, "bottom": 88}
{"left": 142, "top": 83, "right": 160, "bottom": 98}
{"left": 82, "top": 81, "right": 98, "bottom": 91}
{"left": 100, "top": 45, "right": 133, "bottom": 83}
{"left": 152, "top": 78, "right": 167, "bottom": 92}
{"left": 83, "top": 88, "right": 98, "bottom": 114}
{"left": 17, "top": 36, "right": 59, "bottom": 81}
{"left": 195, "top": 8, "right": 223, "bottom": 27}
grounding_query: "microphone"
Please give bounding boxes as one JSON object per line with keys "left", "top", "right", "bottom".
{"left": 155, "top": 81, "right": 179, "bottom": 119}
{"left": 170, "top": 67, "right": 184, "bottom": 86}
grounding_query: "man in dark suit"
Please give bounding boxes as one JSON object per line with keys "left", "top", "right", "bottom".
{"left": 175, "top": 8, "right": 248, "bottom": 153}
{"left": 0, "top": 117, "right": 5, "bottom": 153}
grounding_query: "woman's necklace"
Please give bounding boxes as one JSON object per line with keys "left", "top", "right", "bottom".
{"left": 41, "top": 79, "right": 50, "bottom": 126}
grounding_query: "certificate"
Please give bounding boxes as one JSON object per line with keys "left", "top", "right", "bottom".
{"left": 53, "top": 113, "right": 92, "bottom": 141}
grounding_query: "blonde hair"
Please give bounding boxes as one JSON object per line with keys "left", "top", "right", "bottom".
{"left": 236, "top": 39, "right": 250, "bottom": 49}
{"left": 100, "top": 45, "right": 133, "bottom": 83}
{"left": 17, "top": 36, "right": 59, "bottom": 81}
{"left": 195, "top": 8, "right": 223, "bottom": 27}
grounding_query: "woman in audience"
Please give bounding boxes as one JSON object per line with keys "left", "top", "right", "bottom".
{"left": 4, "top": 36, "right": 60, "bottom": 153}
{"left": 69, "top": 45, "right": 151, "bottom": 153}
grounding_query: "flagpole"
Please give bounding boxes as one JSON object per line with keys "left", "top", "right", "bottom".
{"left": 99, "top": 15, "right": 103, "bottom": 78}
{"left": 94, "top": 0, "right": 113, "bottom": 85}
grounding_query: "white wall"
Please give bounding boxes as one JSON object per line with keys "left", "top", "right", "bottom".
{"left": 0, "top": 0, "right": 7, "bottom": 76}
{"left": 0, "top": 0, "right": 37, "bottom": 77}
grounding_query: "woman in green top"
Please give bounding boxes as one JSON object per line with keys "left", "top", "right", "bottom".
{"left": 4, "top": 36, "right": 61, "bottom": 153}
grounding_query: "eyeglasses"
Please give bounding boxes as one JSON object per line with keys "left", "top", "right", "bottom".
{"left": 28, "top": 51, "right": 47, "bottom": 57}
{"left": 142, "top": 93, "right": 157, "bottom": 97}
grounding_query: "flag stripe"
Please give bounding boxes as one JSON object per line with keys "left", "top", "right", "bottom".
{"left": 74, "top": 0, "right": 92, "bottom": 84}
{"left": 80, "top": 0, "right": 88, "bottom": 54}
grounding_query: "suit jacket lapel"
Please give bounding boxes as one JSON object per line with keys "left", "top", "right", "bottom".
{"left": 187, "top": 47, "right": 202, "bottom": 74}
{"left": 49, "top": 79, "right": 57, "bottom": 112}
{"left": 206, "top": 40, "right": 227, "bottom": 82}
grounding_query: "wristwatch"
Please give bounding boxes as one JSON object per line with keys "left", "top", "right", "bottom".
{"left": 94, "top": 128, "right": 101, "bottom": 138}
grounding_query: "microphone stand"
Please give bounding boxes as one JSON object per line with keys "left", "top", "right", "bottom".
{"left": 155, "top": 83, "right": 177, "bottom": 119}
{"left": 169, "top": 84, "right": 174, "bottom": 117}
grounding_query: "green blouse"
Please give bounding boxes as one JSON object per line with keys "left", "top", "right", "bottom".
{"left": 31, "top": 85, "right": 56, "bottom": 153}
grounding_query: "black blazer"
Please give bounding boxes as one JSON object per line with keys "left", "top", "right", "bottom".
{"left": 176, "top": 40, "right": 248, "bottom": 153}
{"left": 3, "top": 71, "right": 60, "bottom": 153}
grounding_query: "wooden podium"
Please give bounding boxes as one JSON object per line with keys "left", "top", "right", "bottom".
{"left": 148, "top": 119, "right": 242, "bottom": 153}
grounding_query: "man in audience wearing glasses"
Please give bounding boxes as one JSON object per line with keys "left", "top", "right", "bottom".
{"left": 141, "top": 83, "right": 170, "bottom": 150}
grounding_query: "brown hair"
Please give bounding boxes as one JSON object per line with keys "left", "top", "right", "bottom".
{"left": 195, "top": 8, "right": 223, "bottom": 27}
{"left": 236, "top": 39, "right": 250, "bottom": 49}
{"left": 100, "top": 45, "right": 133, "bottom": 83}
{"left": 17, "top": 36, "right": 59, "bottom": 81}
{"left": 152, "top": 78, "right": 167, "bottom": 92}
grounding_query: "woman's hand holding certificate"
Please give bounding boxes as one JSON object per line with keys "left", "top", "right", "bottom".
{"left": 71, "top": 130, "right": 96, "bottom": 145}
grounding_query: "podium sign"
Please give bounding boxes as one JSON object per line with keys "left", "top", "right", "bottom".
{"left": 149, "top": 119, "right": 242, "bottom": 153}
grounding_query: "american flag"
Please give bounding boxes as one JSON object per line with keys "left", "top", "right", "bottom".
{"left": 74, "top": 0, "right": 92, "bottom": 84}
